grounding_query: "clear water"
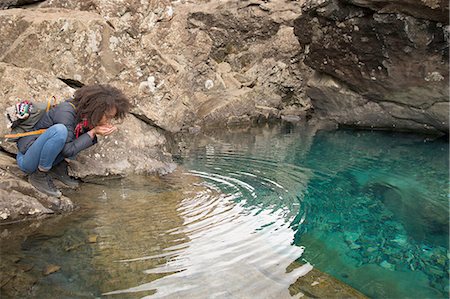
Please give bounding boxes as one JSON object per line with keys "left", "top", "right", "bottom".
{"left": 1, "top": 123, "right": 448, "bottom": 298}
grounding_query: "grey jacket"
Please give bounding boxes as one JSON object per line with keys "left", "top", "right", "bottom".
{"left": 17, "top": 101, "right": 97, "bottom": 156}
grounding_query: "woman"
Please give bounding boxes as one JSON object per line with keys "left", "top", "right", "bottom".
{"left": 16, "top": 84, "right": 130, "bottom": 197}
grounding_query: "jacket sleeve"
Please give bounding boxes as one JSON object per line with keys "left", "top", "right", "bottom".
{"left": 50, "top": 103, "right": 97, "bottom": 158}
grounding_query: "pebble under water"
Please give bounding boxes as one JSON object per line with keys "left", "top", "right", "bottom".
{"left": 0, "top": 123, "right": 448, "bottom": 298}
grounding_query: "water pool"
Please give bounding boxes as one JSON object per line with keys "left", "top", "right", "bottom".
{"left": 1, "top": 123, "right": 448, "bottom": 298}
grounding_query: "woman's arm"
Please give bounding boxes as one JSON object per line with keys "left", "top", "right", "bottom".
{"left": 50, "top": 102, "right": 97, "bottom": 158}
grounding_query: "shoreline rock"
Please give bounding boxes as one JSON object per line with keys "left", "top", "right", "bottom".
{"left": 0, "top": 152, "right": 75, "bottom": 223}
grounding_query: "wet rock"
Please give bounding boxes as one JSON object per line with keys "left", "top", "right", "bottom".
{"left": 87, "top": 235, "right": 98, "bottom": 243}
{"left": 17, "top": 263, "right": 33, "bottom": 272}
{"left": 344, "top": 231, "right": 360, "bottom": 243}
{"left": 0, "top": 253, "right": 38, "bottom": 298}
{"left": 349, "top": 243, "right": 362, "bottom": 250}
{"left": 64, "top": 243, "right": 83, "bottom": 252}
{"left": 290, "top": 266, "right": 368, "bottom": 298}
{"left": 43, "top": 264, "right": 60, "bottom": 275}
{"left": 380, "top": 260, "right": 395, "bottom": 271}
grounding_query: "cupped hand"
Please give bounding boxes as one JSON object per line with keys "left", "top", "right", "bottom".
{"left": 94, "top": 124, "right": 117, "bottom": 136}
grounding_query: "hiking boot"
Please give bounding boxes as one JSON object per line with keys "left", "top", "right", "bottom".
{"left": 49, "top": 160, "right": 80, "bottom": 188}
{"left": 29, "top": 169, "right": 62, "bottom": 198}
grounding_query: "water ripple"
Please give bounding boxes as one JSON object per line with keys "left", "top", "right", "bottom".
{"left": 103, "top": 164, "right": 311, "bottom": 298}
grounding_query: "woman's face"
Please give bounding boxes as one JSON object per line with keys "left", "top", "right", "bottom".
{"left": 98, "top": 106, "right": 117, "bottom": 126}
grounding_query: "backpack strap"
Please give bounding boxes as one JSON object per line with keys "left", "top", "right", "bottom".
{"left": 4, "top": 129, "right": 47, "bottom": 139}
{"left": 46, "top": 96, "right": 57, "bottom": 112}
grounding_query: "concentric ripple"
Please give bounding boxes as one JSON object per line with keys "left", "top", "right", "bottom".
{"left": 103, "top": 161, "right": 314, "bottom": 298}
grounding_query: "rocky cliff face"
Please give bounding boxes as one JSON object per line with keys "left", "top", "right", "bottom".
{"left": 0, "top": 0, "right": 311, "bottom": 222}
{"left": 294, "top": 0, "right": 449, "bottom": 135}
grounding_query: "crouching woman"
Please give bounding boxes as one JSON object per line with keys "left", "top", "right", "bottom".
{"left": 16, "top": 84, "right": 130, "bottom": 197}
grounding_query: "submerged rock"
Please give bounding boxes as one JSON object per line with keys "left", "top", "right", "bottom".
{"left": 42, "top": 264, "right": 61, "bottom": 276}
{"left": 289, "top": 265, "right": 368, "bottom": 298}
{"left": 380, "top": 260, "right": 395, "bottom": 271}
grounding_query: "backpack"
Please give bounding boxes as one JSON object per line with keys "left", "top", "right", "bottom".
{"left": 4, "top": 98, "right": 56, "bottom": 141}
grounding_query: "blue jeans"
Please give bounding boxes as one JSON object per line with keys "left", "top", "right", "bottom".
{"left": 17, "top": 124, "right": 68, "bottom": 174}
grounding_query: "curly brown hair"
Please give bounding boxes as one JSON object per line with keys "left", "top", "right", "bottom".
{"left": 72, "top": 84, "right": 130, "bottom": 126}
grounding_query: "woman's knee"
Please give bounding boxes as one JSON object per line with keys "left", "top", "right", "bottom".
{"left": 50, "top": 124, "right": 68, "bottom": 140}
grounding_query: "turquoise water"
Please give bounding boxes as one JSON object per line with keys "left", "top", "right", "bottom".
{"left": 179, "top": 124, "right": 449, "bottom": 298}
{"left": 291, "top": 129, "right": 449, "bottom": 298}
{"left": 0, "top": 123, "right": 448, "bottom": 298}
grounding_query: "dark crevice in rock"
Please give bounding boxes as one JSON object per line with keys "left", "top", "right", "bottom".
{"left": 427, "top": 100, "right": 450, "bottom": 107}
{"left": 130, "top": 112, "right": 178, "bottom": 159}
{"left": 303, "top": 0, "right": 373, "bottom": 22}
{"left": 386, "top": 114, "right": 430, "bottom": 125}
{"left": 130, "top": 112, "right": 167, "bottom": 134}
{"left": 381, "top": 113, "right": 447, "bottom": 136}
{"left": 0, "top": 0, "right": 45, "bottom": 9}
{"left": 57, "top": 78, "right": 85, "bottom": 89}
{"left": 378, "top": 99, "right": 449, "bottom": 110}
{"left": 375, "top": 99, "right": 428, "bottom": 110}
{"left": 337, "top": 123, "right": 438, "bottom": 136}
{"left": 0, "top": 147, "right": 16, "bottom": 158}
{"left": 105, "top": 20, "right": 115, "bottom": 30}
{"left": 124, "top": 29, "right": 138, "bottom": 39}
{"left": 0, "top": 214, "right": 50, "bottom": 226}
{"left": 237, "top": 3, "right": 269, "bottom": 12}
{"left": 7, "top": 62, "right": 20, "bottom": 68}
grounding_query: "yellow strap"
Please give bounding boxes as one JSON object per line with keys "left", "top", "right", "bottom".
{"left": 4, "top": 97, "right": 59, "bottom": 140}
{"left": 4, "top": 129, "right": 47, "bottom": 139}
{"left": 46, "top": 96, "right": 57, "bottom": 112}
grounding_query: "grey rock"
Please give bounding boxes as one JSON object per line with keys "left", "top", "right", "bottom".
{"left": 294, "top": 0, "right": 449, "bottom": 135}
{"left": 0, "top": 152, "right": 75, "bottom": 223}
{"left": 68, "top": 114, "right": 176, "bottom": 178}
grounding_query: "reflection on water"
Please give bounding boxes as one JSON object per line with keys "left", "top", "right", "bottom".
{"left": 0, "top": 123, "right": 448, "bottom": 299}
{"left": 104, "top": 177, "right": 311, "bottom": 298}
